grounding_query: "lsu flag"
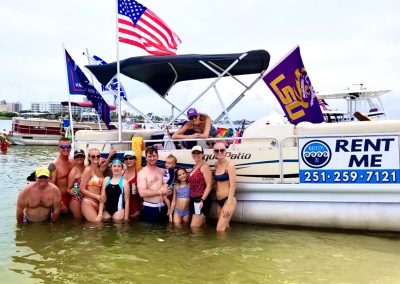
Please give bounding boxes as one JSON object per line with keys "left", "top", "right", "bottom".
{"left": 263, "top": 46, "right": 324, "bottom": 125}
{"left": 65, "top": 50, "right": 111, "bottom": 129}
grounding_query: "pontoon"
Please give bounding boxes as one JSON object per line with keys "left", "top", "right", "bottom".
{"left": 75, "top": 50, "right": 400, "bottom": 232}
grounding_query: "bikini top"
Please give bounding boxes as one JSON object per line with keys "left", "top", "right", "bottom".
{"left": 87, "top": 174, "right": 103, "bottom": 187}
{"left": 176, "top": 184, "right": 190, "bottom": 199}
{"left": 214, "top": 162, "right": 229, "bottom": 182}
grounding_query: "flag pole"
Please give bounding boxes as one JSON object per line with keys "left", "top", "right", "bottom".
{"left": 85, "top": 48, "right": 102, "bottom": 131}
{"left": 62, "top": 43, "right": 75, "bottom": 145}
{"left": 115, "top": 0, "right": 122, "bottom": 142}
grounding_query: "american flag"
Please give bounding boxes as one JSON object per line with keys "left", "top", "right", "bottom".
{"left": 318, "top": 98, "right": 329, "bottom": 111}
{"left": 118, "top": 0, "right": 181, "bottom": 55}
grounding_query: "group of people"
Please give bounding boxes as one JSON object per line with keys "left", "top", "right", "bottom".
{"left": 16, "top": 131, "right": 237, "bottom": 232}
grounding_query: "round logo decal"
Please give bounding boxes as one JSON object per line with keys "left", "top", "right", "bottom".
{"left": 301, "top": 140, "right": 331, "bottom": 168}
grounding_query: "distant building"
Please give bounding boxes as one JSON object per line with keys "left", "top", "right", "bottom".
{"left": 0, "top": 100, "right": 22, "bottom": 112}
{"left": 30, "top": 102, "right": 93, "bottom": 115}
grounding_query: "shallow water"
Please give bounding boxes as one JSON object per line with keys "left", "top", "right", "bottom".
{"left": 1, "top": 146, "right": 400, "bottom": 283}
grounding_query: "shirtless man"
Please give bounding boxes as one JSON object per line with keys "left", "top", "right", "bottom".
{"left": 50, "top": 137, "right": 75, "bottom": 213}
{"left": 16, "top": 167, "right": 61, "bottom": 223}
{"left": 137, "top": 146, "right": 171, "bottom": 223}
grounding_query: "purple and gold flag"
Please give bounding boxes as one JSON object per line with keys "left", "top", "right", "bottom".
{"left": 263, "top": 46, "right": 324, "bottom": 125}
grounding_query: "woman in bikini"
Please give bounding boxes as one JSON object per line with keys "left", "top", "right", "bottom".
{"left": 122, "top": 151, "right": 141, "bottom": 220}
{"left": 80, "top": 148, "right": 105, "bottom": 222}
{"left": 170, "top": 168, "right": 191, "bottom": 226}
{"left": 66, "top": 149, "right": 86, "bottom": 220}
{"left": 96, "top": 159, "right": 130, "bottom": 222}
{"left": 172, "top": 108, "right": 220, "bottom": 149}
{"left": 213, "top": 142, "right": 237, "bottom": 232}
{"left": 187, "top": 145, "right": 213, "bottom": 227}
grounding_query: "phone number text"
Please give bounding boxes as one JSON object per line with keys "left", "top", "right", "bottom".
{"left": 300, "top": 169, "right": 400, "bottom": 183}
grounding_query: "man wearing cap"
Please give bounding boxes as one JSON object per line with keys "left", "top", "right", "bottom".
{"left": 16, "top": 167, "right": 62, "bottom": 224}
{"left": 50, "top": 137, "right": 75, "bottom": 213}
{"left": 137, "top": 146, "right": 172, "bottom": 222}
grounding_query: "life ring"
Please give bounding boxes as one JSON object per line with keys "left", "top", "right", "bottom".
{"left": 131, "top": 136, "right": 144, "bottom": 171}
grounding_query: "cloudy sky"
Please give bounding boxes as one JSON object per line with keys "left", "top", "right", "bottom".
{"left": 1, "top": 0, "right": 399, "bottom": 120}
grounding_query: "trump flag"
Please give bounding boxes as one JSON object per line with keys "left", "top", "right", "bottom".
{"left": 65, "top": 50, "right": 111, "bottom": 129}
{"left": 263, "top": 46, "right": 324, "bottom": 125}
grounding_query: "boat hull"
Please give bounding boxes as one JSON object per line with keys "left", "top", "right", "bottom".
{"left": 73, "top": 120, "right": 400, "bottom": 232}
{"left": 9, "top": 134, "right": 61, "bottom": 145}
{"left": 226, "top": 183, "right": 400, "bottom": 231}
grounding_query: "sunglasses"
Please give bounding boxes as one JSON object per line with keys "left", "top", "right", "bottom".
{"left": 38, "top": 176, "right": 49, "bottom": 180}
{"left": 214, "top": 149, "right": 226, "bottom": 153}
{"left": 189, "top": 115, "right": 198, "bottom": 120}
{"left": 192, "top": 151, "right": 202, "bottom": 155}
{"left": 90, "top": 154, "right": 101, "bottom": 159}
{"left": 124, "top": 156, "right": 136, "bottom": 161}
{"left": 59, "top": 145, "right": 71, "bottom": 150}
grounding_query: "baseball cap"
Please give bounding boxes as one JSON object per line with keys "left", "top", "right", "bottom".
{"left": 187, "top": 108, "right": 199, "bottom": 118}
{"left": 74, "top": 149, "right": 85, "bottom": 158}
{"left": 191, "top": 145, "right": 203, "bottom": 153}
{"left": 123, "top": 151, "right": 136, "bottom": 158}
{"left": 35, "top": 166, "right": 50, "bottom": 178}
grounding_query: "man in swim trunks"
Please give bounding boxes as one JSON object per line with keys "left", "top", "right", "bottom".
{"left": 137, "top": 146, "right": 172, "bottom": 223}
{"left": 17, "top": 166, "right": 62, "bottom": 224}
{"left": 50, "top": 137, "right": 75, "bottom": 213}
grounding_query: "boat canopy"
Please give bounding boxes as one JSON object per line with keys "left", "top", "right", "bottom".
{"left": 86, "top": 50, "right": 270, "bottom": 97}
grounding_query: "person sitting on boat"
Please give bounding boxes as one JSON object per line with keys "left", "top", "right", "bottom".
{"left": 16, "top": 166, "right": 61, "bottom": 224}
{"left": 188, "top": 145, "right": 213, "bottom": 228}
{"left": 96, "top": 159, "right": 130, "bottom": 222}
{"left": 80, "top": 148, "right": 106, "bottom": 222}
{"left": 66, "top": 149, "right": 86, "bottom": 220}
{"left": 213, "top": 142, "right": 237, "bottom": 232}
{"left": 172, "top": 108, "right": 219, "bottom": 148}
{"left": 137, "top": 146, "right": 172, "bottom": 223}
{"left": 170, "top": 168, "right": 191, "bottom": 226}
{"left": 50, "top": 138, "right": 75, "bottom": 214}
{"left": 122, "top": 151, "right": 141, "bottom": 220}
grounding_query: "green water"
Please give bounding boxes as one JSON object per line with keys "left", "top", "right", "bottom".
{"left": 1, "top": 146, "right": 400, "bottom": 283}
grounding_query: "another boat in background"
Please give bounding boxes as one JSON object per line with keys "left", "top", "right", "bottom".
{"left": 9, "top": 101, "right": 116, "bottom": 146}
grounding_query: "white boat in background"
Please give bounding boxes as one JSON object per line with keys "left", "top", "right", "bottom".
{"left": 74, "top": 50, "right": 400, "bottom": 232}
{"left": 9, "top": 102, "right": 116, "bottom": 146}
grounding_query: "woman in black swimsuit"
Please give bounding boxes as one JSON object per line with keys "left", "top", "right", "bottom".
{"left": 213, "top": 142, "right": 237, "bottom": 232}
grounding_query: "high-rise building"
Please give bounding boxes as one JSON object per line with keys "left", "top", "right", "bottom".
{"left": 30, "top": 102, "right": 92, "bottom": 115}
{"left": 0, "top": 100, "right": 22, "bottom": 112}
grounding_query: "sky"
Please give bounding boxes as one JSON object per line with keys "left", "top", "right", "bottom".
{"left": 1, "top": 0, "right": 400, "bottom": 120}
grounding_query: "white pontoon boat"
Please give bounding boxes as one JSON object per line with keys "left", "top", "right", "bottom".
{"left": 77, "top": 50, "right": 400, "bottom": 232}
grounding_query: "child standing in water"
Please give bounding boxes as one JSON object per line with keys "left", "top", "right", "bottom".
{"left": 162, "top": 154, "right": 177, "bottom": 219}
{"left": 170, "top": 168, "right": 191, "bottom": 225}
